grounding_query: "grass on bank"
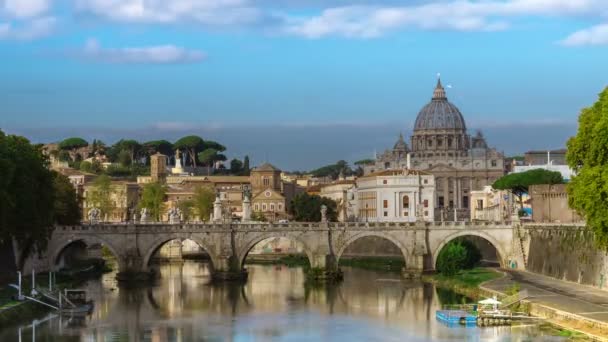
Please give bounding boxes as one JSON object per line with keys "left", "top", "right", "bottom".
{"left": 338, "top": 256, "right": 405, "bottom": 273}
{"left": 430, "top": 267, "right": 502, "bottom": 288}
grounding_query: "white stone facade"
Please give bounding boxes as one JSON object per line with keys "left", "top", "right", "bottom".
{"left": 355, "top": 170, "right": 435, "bottom": 222}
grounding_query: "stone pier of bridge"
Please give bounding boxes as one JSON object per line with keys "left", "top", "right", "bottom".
{"left": 23, "top": 220, "right": 522, "bottom": 282}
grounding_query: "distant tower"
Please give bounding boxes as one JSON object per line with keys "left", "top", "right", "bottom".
{"left": 150, "top": 153, "right": 168, "bottom": 183}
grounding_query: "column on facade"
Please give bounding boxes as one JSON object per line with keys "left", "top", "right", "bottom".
{"left": 443, "top": 178, "right": 449, "bottom": 208}
{"left": 453, "top": 178, "right": 458, "bottom": 209}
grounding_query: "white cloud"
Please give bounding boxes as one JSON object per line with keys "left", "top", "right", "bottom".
{"left": 560, "top": 23, "right": 608, "bottom": 46}
{"left": 2, "top": 0, "right": 51, "bottom": 18}
{"left": 80, "top": 38, "right": 206, "bottom": 64}
{"left": 75, "top": 0, "right": 262, "bottom": 26}
{"left": 283, "top": 0, "right": 608, "bottom": 38}
{"left": 0, "top": 16, "right": 56, "bottom": 40}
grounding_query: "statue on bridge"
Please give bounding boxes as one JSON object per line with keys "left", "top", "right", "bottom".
{"left": 87, "top": 207, "right": 101, "bottom": 224}
{"left": 321, "top": 204, "right": 328, "bottom": 223}
{"left": 140, "top": 208, "right": 151, "bottom": 223}
{"left": 168, "top": 207, "right": 182, "bottom": 224}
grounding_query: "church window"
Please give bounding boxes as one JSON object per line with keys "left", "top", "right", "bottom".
{"left": 383, "top": 200, "right": 388, "bottom": 208}
{"left": 384, "top": 162, "right": 390, "bottom": 169}
{"left": 255, "top": 204, "right": 259, "bottom": 211}
{"left": 463, "top": 196, "right": 469, "bottom": 208}
{"left": 491, "top": 160, "right": 497, "bottom": 167}
{"left": 428, "top": 140, "right": 433, "bottom": 147}
{"left": 403, "top": 196, "right": 409, "bottom": 209}
{"left": 262, "top": 204, "right": 267, "bottom": 211}
{"left": 437, "top": 139, "right": 442, "bottom": 146}
{"left": 423, "top": 199, "right": 429, "bottom": 208}
{"left": 438, "top": 196, "right": 444, "bottom": 207}
{"left": 263, "top": 177, "right": 270, "bottom": 186}
{"left": 278, "top": 204, "right": 283, "bottom": 211}
{"left": 270, "top": 204, "right": 275, "bottom": 211}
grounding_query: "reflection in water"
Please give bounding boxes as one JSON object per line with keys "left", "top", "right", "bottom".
{"left": 0, "top": 261, "right": 566, "bottom": 341}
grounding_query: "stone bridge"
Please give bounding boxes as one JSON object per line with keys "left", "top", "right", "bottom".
{"left": 36, "top": 220, "right": 524, "bottom": 281}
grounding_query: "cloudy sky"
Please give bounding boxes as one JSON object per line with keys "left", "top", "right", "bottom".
{"left": 0, "top": 0, "right": 606, "bottom": 170}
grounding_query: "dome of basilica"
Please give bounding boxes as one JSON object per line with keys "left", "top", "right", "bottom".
{"left": 413, "top": 79, "right": 466, "bottom": 131}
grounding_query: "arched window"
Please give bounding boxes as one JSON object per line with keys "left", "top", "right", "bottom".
{"left": 403, "top": 196, "right": 409, "bottom": 209}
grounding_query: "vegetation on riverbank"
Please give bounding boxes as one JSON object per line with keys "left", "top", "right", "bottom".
{"left": 422, "top": 268, "right": 502, "bottom": 300}
{"left": 338, "top": 256, "right": 404, "bottom": 273}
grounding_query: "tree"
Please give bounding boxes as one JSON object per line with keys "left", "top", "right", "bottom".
{"left": 309, "top": 160, "right": 353, "bottom": 180}
{"left": 139, "top": 182, "right": 167, "bottom": 221}
{"left": 0, "top": 131, "right": 55, "bottom": 268}
{"left": 354, "top": 159, "right": 375, "bottom": 166}
{"left": 176, "top": 199, "right": 194, "bottom": 222}
{"left": 566, "top": 87, "right": 608, "bottom": 247}
{"left": 86, "top": 175, "right": 114, "bottom": 220}
{"left": 142, "top": 140, "right": 173, "bottom": 163}
{"left": 203, "top": 140, "right": 226, "bottom": 152}
{"left": 58, "top": 137, "right": 88, "bottom": 161}
{"left": 174, "top": 135, "right": 204, "bottom": 167}
{"left": 290, "top": 193, "right": 338, "bottom": 222}
{"left": 251, "top": 211, "right": 267, "bottom": 222}
{"left": 80, "top": 160, "right": 102, "bottom": 174}
{"left": 230, "top": 158, "right": 243, "bottom": 175}
{"left": 109, "top": 139, "right": 141, "bottom": 164}
{"left": 117, "top": 149, "right": 132, "bottom": 167}
{"left": 492, "top": 168, "right": 563, "bottom": 209}
{"left": 198, "top": 148, "right": 226, "bottom": 175}
{"left": 193, "top": 186, "right": 215, "bottom": 221}
{"left": 51, "top": 171, "right": 81, "bottom": 225}
{"left": 243, "top": 155, "right": 251, "bottom": 176}
{"left": 91, "top": 139, "right": 106, "bottom": 156}
{"left": 436, "top": 242, "right": 468, "bottom": 276}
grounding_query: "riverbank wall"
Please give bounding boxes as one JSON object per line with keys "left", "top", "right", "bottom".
{"left": 524, "top": 224, "right": 608, "bottom": 291}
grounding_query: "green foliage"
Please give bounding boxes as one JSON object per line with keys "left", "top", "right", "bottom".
{"left": 79, "top": 160, "right": 102, "bottom": 174}
{"left": 290, "top": 193, "right": 338, "bottom": 222}
{"left": 230, "top": 158, "right": 243, "bottom": 175}
{"left": 139, "top": 182, "right": 167, "bottom": 221}
{"left": 57, "top": 150, "right": 71, "bottom": 162}
{"left": 174, "top": 135, "right": 204, "bottom": 167}
{"left": 493, "top": 168, "right": 563, "bottom": 207}
{"left": 142, "top": 140, "right": 173, "bottom": 157}
{"left": 203, "top": 140, "right": 226, "bottom": 152}
{"left": 566, "top": 87, "right": 608, "bottom": 248}
{"left": 436, "top": 239, "right": 483, "bottom": 275}
{"left": 354, "top": 159, "right": 375, "bottom": 165}
{"left": 309, "top": 160, "right": 353, "bottom": 179}
{"left": 51, "top": 172, "right": 81, "bottom": 225}
{"left": 251, "top": 211, "right": 267, "bottom": 222}
{"left": 436, "top": 242, "right": 467, "bottom": 276}
{"left": 243, "top": 155, "right": 250, "bottom": 176}
{"left": 193, "top": 186, "right": 215, "bottom": 221}
{"left": 58, "top": 137, "right": 88, "bottom": 151}
{"left": 198, "top": 148, "right": 226, "bottom": 175}
{"left": 0, "top": 131, "right": 55, "bottom": 265}
{"left": 176, "top": 200, "right": 194, "bottom": 221}
{"left": 108, "top": 139, "right": 141, "bottom": 164}
{"left": 117, "top": 149, "right": 132, "bottom": 167}
{"left": 86, "top": 175, "right": 114, "bottom": 219}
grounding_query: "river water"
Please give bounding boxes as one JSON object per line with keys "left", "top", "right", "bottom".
{"left": 1, "top": 261, "right": 567, "bottom": 341}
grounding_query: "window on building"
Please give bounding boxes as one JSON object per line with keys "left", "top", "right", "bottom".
{"left": 263, "top": 177, "right": 270, "bottom": 186}
{"left": 448, "top": 138, "right": 453, "bottom": 147}
{"left": 463, "top": 196, "right": 469, "bottom": 208}
{"left": 270, "top": 204, "right": 275, "bottom": 211}
{"left": 438, "top": 196, "right": 444, "bottom": 207}
{"left": 383, "top": 199, "right": 388, "bottom": 208}
{"left": 449, "top": 200, "right": 454, "bottom": 208}
{"left": 423, "top": 179, "right": 428, "bottom": 184}
{"left": 424, "top": 211, "right": 428, "bottom": 216}
{"left": 491, "top": 160, "right": 497, "bottom": 167}
{"left": 403, "top": 196, "right": 409, "bottom": 209}
{"left": 383, "top": 179, "right": 387, "bottom": 184}
{"left": 384, "top": 211, "right": 388, "bottom": 217}
{"left": 437, "top": 139, "right": 442, "bottom": 146}
{"left": 384, "top": 162, "right": 390, "bottom": 169}
{"left": 423, "top": 199, "right": 429, "bottom": 208}
{"left": 477, "top": 200, "right": 483, "bottom": 209}
{"left": 278, "top": 204, "right": 283, "bottom": 211}
{"left": 262, "top": 204, "right": 267, "bottom": 211}
{"left": 428, "top": 140, "right": 433, "bottom": 147}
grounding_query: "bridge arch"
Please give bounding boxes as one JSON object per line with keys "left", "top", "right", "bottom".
{"left": 432, "top": 231, "right": 507, "bottom": 269}
{"left": 142, "top": 235, "right": 220, "bottom": 271}
{"left": 335, "top": 232, "right": 411, "bottom": 267}
{"left": 51, "top": 235, "right": 123, "bottom": 271}
{"left": 238, "top": 232, "right": 315, "bottom": 269}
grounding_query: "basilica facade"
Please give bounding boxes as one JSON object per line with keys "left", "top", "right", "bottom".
{"left": 364, "top": 79, "right": 505, "bottom": 219}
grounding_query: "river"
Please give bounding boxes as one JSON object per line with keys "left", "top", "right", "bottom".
{"left": 0, "top": 261, "right": 568, "bottom": 341}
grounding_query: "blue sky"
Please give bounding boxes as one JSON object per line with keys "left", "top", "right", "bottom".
{"left": 1, "top": 0, "right": 607, "bottom": 169}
